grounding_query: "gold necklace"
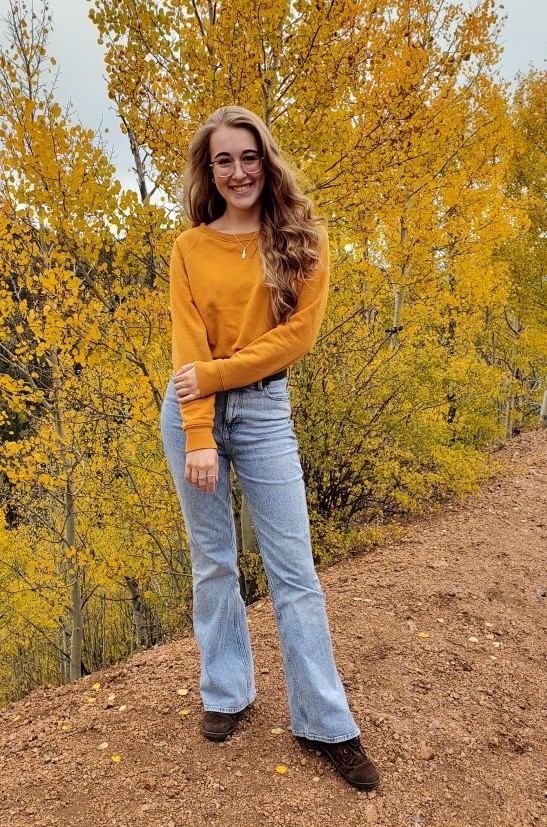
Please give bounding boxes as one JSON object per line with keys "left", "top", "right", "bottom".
{"left": 224, "top": 215, "right": 260, "bottom": 259}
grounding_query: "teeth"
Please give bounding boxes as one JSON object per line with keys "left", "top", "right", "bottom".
{"left": 232, "top": 184, "right": 251, "bottom": 192}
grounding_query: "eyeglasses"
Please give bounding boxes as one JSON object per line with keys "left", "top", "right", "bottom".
{"left": 210, "top": 153, "right": 263, "bottom": 178}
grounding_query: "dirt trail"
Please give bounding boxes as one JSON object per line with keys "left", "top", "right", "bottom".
{"left": 1, "top": 430, "right": 546, "bottom": 827}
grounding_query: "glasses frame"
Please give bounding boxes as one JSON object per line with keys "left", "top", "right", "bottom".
{"left": 210, "top": 155, "right": 264, "bottom": 178}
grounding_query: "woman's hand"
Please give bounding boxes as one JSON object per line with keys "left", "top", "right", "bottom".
{"left": 175, "top": 363, "right": 201, "bottom": 403}
{"left": 185, "top": 448, "right": 219, "bottom": 494}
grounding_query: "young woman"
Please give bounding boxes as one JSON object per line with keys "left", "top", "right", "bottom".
{"left": 160, "top": 106, "right": 379, "bottom": 791}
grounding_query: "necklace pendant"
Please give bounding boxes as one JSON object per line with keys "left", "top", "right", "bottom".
{"left": 241, "top": 249, "right": 247, "bottom": 259}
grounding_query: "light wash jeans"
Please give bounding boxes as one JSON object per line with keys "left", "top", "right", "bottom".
{"left": 160, "top": 374, "right": 359, "bottom": 743}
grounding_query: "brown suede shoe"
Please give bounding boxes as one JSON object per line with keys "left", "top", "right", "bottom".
{"left": 201, "top": 708, "right": 246, "bottom": 742}
{"left": 298, "top": 736, "right": 380, "bottom": 791}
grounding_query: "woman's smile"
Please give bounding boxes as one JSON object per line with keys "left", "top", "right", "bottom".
{"left": 230, "top": 183, "right": 254, "bottom": 193}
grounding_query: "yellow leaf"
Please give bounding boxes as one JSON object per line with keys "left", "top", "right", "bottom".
{"left": 271, "top": 727, "right": 284, "bottom": 735}
{"left": 61, "top": 724, "right": 71, "bottom": 732}
{"left": 118, "top": 705, "right": 127, "bottom": 712}
{"left": 92, "top": 682, "right": 101, "bottom": 690}
{"left": 86, "top": 697, "right": 96, "bottom": 703}
{"left": 275, "top": 765, "right": 288, "bottom": 774}
{"left": 97, "top": 742, "right": 109, "bottom": 750}
{"left": 111, "top": 754, "right": 122, "bottom": 763}
{"left": 418, "top": 632, "right": 430, "bottom": 639}
{"left": 177, "top": 688, "right": 189, "bottom": 696}
{"left": 179, "top": 708, "right": 191, "bottom": 716}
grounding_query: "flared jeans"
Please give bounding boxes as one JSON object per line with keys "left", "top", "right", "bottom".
{"left": 160, "top": 374, "right": 359, "bottom": 742}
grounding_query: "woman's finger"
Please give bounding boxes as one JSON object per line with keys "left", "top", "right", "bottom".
{"left": 184, "top": 449, "right": 218, "bottom": 494}
{"left": 177, "top": 388, "right": 197, "bottom": 403}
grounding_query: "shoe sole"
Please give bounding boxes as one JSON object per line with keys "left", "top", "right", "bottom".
{"left": 201, "top": 727, "right": 235, "bottom": 742}
{"left": 298, "top": 737, "right": 380, "bottom": 791}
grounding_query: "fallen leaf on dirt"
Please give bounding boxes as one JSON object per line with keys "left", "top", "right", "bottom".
{"left": 177, "top": 688, "right": 189, "bottom": 696}
{"left": 118, "top": 705, "right": 127, "bottom": 712}
{"left": 111, "top": 754, "right": 122, "bottom": 763}
{"left": 365, "top": 803, "right": 379, "bottom": 823}
{"left": 92, "top": 682, "right": 101, "bottom": 690}
{"left": 86, "top": 697, "right": 96, "bottom": 703}
{"left": 468, "top": 636, "right": 479, "bottom": 643}
{"left": 418, "top": 632, "right": 430, "bottom": 639}
{"left": 275, "top": 765, "right": 288, "bottom": 774}
{"left": 271, "top": 727, "right": 284, "bottom": 735}
{"left": 97, "top": 742, "right": 109, "bottom": 750}
{"left": 179, "top": 709, "right": 191, "bottom": 716}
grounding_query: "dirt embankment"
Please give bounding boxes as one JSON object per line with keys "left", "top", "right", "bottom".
{"left": 1, "top": 430, "right": 546, "bottom": 827}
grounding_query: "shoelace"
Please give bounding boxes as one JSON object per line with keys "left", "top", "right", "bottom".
{"left": 333, "top": 738, "right": 368, "bottom": 766}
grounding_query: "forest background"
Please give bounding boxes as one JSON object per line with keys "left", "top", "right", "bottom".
{"left": 0, "top": 0, "right": 545, "bottom": 705}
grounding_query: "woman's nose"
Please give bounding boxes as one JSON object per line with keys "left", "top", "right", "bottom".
{"left": 231, "top": 160, "right": 247, "bottom": 179}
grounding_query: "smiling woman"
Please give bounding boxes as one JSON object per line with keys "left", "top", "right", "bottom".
{"left": 158, "top": 105, "right": 380, "bottom": 791}
{"left": 208, "top": 126, "right": 266, "bottom": 234}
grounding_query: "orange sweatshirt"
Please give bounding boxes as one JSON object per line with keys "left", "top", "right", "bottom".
{"left": 169, "top": 223, "right": 330, "bottom": 452}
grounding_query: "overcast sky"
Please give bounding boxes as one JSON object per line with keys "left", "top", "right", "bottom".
{"left": 4, "top": 0, "right": 546, "bottom": 192}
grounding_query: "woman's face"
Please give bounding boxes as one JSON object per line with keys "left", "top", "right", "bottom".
{"left": 209, "top": 125, "right": 265, "bottom": 217}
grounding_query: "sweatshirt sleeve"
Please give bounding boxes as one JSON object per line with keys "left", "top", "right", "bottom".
{"left": 194, "top": 228, "right": 330, "bottom": 396}
{"left": 170, "top": 236, "right": 217, "bottom": 453}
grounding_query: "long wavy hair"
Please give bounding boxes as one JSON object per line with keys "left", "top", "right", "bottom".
{"left": 183, "top": 106, "right": 325, "bottom": 324}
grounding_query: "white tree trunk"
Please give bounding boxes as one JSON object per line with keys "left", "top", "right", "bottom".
{"left": 66, "top": 479, "right": 82, "bottom": 682}
{"left": 504, "top": 393, "right": 513, "bottom": 441}
{"left": 51, "top": 346, "right": 83, "bottom": 683}
{"left": 391, "top": 287, "right": 404, "bottom": 349}
{"left": 540, "top": 389, "right": 547, "bottom": 428}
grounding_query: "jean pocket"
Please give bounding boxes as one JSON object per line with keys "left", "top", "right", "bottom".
{"left": 262, "top": 378, "right": 290, "bottom": 402}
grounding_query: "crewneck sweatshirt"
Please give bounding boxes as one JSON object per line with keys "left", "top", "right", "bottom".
{"left": 169, "top": 222, "right": 330, "bottom": 452}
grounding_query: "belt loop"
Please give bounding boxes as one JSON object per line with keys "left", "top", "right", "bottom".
{"left": 257, "top": 379, "right": 263, "bottom": 390}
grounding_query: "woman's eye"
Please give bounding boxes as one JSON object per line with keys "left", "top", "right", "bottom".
{"left": 217, "top": 159, "right": 232, "bottom": 167}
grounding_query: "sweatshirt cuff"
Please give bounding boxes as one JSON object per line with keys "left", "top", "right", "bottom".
{"left": 184, "top": 425, "right": 218, "bottom": 453}
{"left": 196, "top": 360, "right": 224, "bottom": 396}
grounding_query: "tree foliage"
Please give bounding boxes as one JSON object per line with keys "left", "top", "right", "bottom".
{"left": 0, "top": 0, "right": 544, "bottom": 703}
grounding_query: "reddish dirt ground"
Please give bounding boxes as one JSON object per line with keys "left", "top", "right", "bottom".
{"left": 1, "top": 430, "right": 546, "bottom": 827}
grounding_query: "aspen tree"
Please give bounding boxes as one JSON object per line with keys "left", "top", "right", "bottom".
{"left": 0, "top": 2, "right": 185, "bottom": 696}
{"left": 496, "top": 70, "right": 547, "bottom": 434}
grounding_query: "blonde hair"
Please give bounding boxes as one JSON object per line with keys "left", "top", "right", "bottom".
{"left": 183, "top": 106, "right": 325, "bottom": 324}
